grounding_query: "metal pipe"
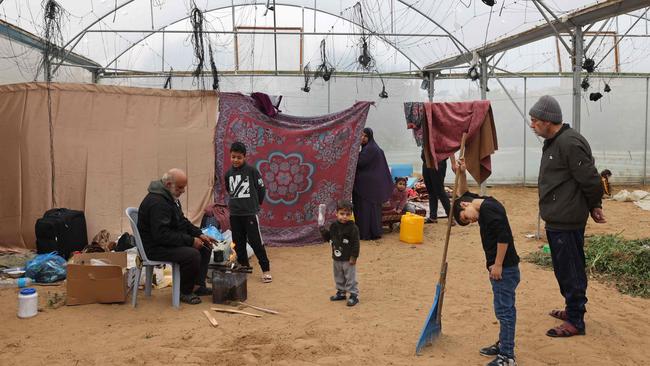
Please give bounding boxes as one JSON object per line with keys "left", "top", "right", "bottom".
{"left": 531, "top": 0, "right": 573, "bottom": 53}
{"left": 594, "top": 7, "right": 650, "bottom": 70}
{"left": 232, "top": 0, "right": 238, "bottom": 73}
{"left": 643, "top": 78, "right": 650, "bottom": 185}
{"left": 573, "top": 26, "right": 583, "bottom": 133}
{"left": 493, "top": 76, "right": 542, "bottom": 144}
{"left": 150, "top": 0, "right": 155, "bottom": 30}
{"left": 626, "top": 11, "right": 650, "bottom": 23}
{"left": 161, "top": 30, "right": 165, "bottom": 72}
{"left": 327, "top": 78, "right": 331, "bottom": 113}
{"left": 84, "top": 29, "right": 449, "bottom": 37}
{"left": 584, "top": 18, "right": 612, "bottom": 53}
{"left": 523, "top": 77, "right": 527, "bottom": 186}
{"left": 427, "top": 72, "right": 434, "bottom": 102}
{"left": 273, "top": 0, "right": 278, "bottom": 75}
{"left": 491, "top": 51, "right": 507, "bottom": 73}
{"left": 100, "top": 2, "right": 426, "bottom": 71}
{"left": 492, "top": 66, "right": 525, "bottom": 78}
{"left": 397, "top": 0, "right": 473, "bottom": 65}
{"left": 66, "top": 62, "right": 423, "bottom": 77}
{"left": 300, "top": 7, "right": 304, "bottom": 71}
{"left": 313, "top": 0, "right": 316, "bottom": 33}
{"left": 480, "top": 56, "right": 488, "bottom": 195}
{"left": 480, "top": 56, "right": 488, "bottom": 99}
{"left": 51, "top": 0, "right": 136, "bottom": 75}
{"left": 535, "top": 0, "right": 575, "bottom": 32}
{"left": 93, "top": 67, "right": 650, "bottom": 80}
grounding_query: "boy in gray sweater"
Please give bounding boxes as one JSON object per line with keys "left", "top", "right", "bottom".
{"left": 225, "top": 141, "right": 272, "bottom": 283}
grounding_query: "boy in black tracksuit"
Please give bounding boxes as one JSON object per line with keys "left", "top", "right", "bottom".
{"left": 319, "top": 200, "right": 360, "bottom": 307}
{"left": 452, "top": 158, "right": 520, "bottom": 366}
{"left": 224, "top": 141, "right": 272, "bottom": 283}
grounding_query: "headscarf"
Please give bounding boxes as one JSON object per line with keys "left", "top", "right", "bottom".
{"left": 353, "top": 127, "right": 394, "bottom": 203}
{"left": 362, "top": 127, "right": 374, "bottom": 145}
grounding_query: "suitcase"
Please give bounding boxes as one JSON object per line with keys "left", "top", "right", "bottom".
{"left": 35, "top": 208, "right": 88, "bottom": 259}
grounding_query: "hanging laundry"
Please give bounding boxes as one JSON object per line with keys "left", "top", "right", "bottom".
{"left": 404, "top": 101, "right": 498, "bottom": 184}
{"left": 404, "top": 102, "right": 426, "bottom": 147}
{"left": 251, "top": 92, "right": 282, "bottom": 117}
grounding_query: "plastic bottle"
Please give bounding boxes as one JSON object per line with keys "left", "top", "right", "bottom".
{"left": 0, "top": 277, "right": 33, "bottom": 288}
{"left": 17, "top": 287, "right": 38, "bottom": 318}
{"left": 317, "top": 204, "right": 326, "bottom": 226}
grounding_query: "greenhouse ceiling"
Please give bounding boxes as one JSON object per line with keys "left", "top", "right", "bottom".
{"left": 1, "top": 0, "right": 650, "bottom": 78}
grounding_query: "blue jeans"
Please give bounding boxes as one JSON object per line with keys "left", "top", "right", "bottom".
{"left": 490, "top": 265, "right": 520, "bottom": 359}
{"left": 546, "top": 228, "right": 588, "bottom": 330}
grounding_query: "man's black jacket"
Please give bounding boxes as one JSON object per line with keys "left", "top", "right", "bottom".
{"left": 137, "top": 180, "right": 202, "bottom": 252}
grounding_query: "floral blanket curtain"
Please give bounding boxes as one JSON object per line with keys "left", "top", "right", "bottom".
{"left": 215, "top": 93, "right": 372, "bottom": 246}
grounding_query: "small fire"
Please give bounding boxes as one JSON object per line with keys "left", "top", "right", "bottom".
{"left": 228, "top": 242, "right": 238, "bottom": 264}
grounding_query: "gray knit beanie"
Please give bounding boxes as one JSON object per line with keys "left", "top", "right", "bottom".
{"left": 529, "top": 95, "right": 563, "bottom": 124}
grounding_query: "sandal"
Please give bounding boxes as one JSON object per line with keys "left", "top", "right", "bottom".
{"left": 549, "top": 309, "right": 568, "bottom": 321}
{"left": 262, "top": 273, "right": 273, "bottom": 283}
{"left": 546, "top": 322, "right": 585, "bottom": 337}
{"left": 180, "top": 293, "right": 202, "bottom": 305}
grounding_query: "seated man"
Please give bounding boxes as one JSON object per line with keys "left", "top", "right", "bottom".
{"left": 138, "top": 168, "right": 213, "bottom": 305}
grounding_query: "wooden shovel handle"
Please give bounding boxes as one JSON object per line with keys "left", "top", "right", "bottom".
{"left": 439, "top": 132, "right": 467, "bottom": 280}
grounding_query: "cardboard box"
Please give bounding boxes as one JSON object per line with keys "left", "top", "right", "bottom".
{"left": 67, "top": 252, "right": 131, "bottom": 305}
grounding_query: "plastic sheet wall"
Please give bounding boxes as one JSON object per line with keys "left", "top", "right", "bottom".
{"left": 0, "top": 83, "right": 216, "bottom": 249}
{"left": 102, "top": 75, "right": 650, "bottom": 185}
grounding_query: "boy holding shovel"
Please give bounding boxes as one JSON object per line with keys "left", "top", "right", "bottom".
{"left": 451, "top": 157, "right": 520, "bottom": 366}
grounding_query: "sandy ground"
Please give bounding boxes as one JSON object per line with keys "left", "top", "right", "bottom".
{"left": 1, "top": 186, "right": 649, "bottom": 366}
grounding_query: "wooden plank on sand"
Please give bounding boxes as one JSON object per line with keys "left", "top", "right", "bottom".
{"left": 211, "top": 307, "right": 262, "bottom": 318}
{"left": 237, "top": 301, "right": 279, "bottom": 315}
{"left": 203, "top": 310, "right": 219, "bottom": 327}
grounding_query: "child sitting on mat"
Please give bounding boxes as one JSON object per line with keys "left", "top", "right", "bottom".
{"left": 387, "top": 177, "right": 409, "bottom": 211}
{"left": 452, "top": 157, "right": 520, "bottom": 366}
{"left": 319, "top": 200, "right": 360, "bottom": 307}
{"left": 381, "top": 177, "right": 417, "bottom": 229}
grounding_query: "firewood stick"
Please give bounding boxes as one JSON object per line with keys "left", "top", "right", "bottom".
{"left": 203, "top": 310, "right": 219, "bottom": 327}
{"left": 211, "top": 307, "right": 262, "bottom": 318}
{"left": 236, "top": 301, "right": 279, "bottom": 315}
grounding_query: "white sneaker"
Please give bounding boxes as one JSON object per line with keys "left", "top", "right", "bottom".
{"left": 487, "top": 354, "right": 517, "bottom": 366}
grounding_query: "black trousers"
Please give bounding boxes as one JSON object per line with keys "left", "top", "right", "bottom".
{"left": 422, "top": 159, "right": 450, "bottom": 219}
{"left": 230, "top": 215, "right": 270, "bottom": 272}
{"left": 547, "top": 228, "right": 588, "bottom": 330}
{"left": 146, "top": 244, "right": 211, "bottom": 295}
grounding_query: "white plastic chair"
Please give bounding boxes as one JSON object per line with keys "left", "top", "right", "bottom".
{"left": 125, "top": 207, "right": 181, "bottom": 309}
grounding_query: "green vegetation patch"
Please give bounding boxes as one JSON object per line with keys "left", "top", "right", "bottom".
{"left": 525, "top": 234, "right": 650, "bottom": 298}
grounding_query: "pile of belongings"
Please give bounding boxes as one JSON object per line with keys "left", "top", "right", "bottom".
{"left": 612, "top": 189, "right": 650, "bottom": 211}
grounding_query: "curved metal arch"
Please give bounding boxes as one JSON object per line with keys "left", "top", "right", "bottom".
{"left": 396, "top": 0, "right": 473, "bottom": 65}
{"left": 102, "top": 2, "right": 425, "bottom": 71}
{"left": 52, "top": 0, "right": 136, "bottom": 74}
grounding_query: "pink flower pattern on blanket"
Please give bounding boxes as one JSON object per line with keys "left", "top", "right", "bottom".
{"left": 297, "top": 128, "right": 354, "bottom": 168}
{"left": 257, "top": 152, "right": 314, "bottom": 205}
{"left": 230, "top": 117, "right": 285, "bottom": 155}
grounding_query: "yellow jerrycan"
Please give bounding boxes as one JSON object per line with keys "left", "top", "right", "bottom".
{"left": 399, "top": 212, "right": 424, "bottom": 244}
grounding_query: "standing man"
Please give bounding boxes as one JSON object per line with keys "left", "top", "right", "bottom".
{"left": 421, "top": 149, "right": 451, "bottom": 224}
{"left": 138, "top": 168, "right": 214, "bottom": 305}
{"left": 529, "top": 95, "right": 606, "bottom": 337}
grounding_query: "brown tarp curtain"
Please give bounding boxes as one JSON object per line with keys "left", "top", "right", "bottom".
{"left": 0, "top": 82, "right": 217, "bottom": 249}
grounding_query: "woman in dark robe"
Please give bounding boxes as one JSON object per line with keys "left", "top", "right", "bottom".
{"left": 353, "top": 127, "right": 394, "bottom": 240}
